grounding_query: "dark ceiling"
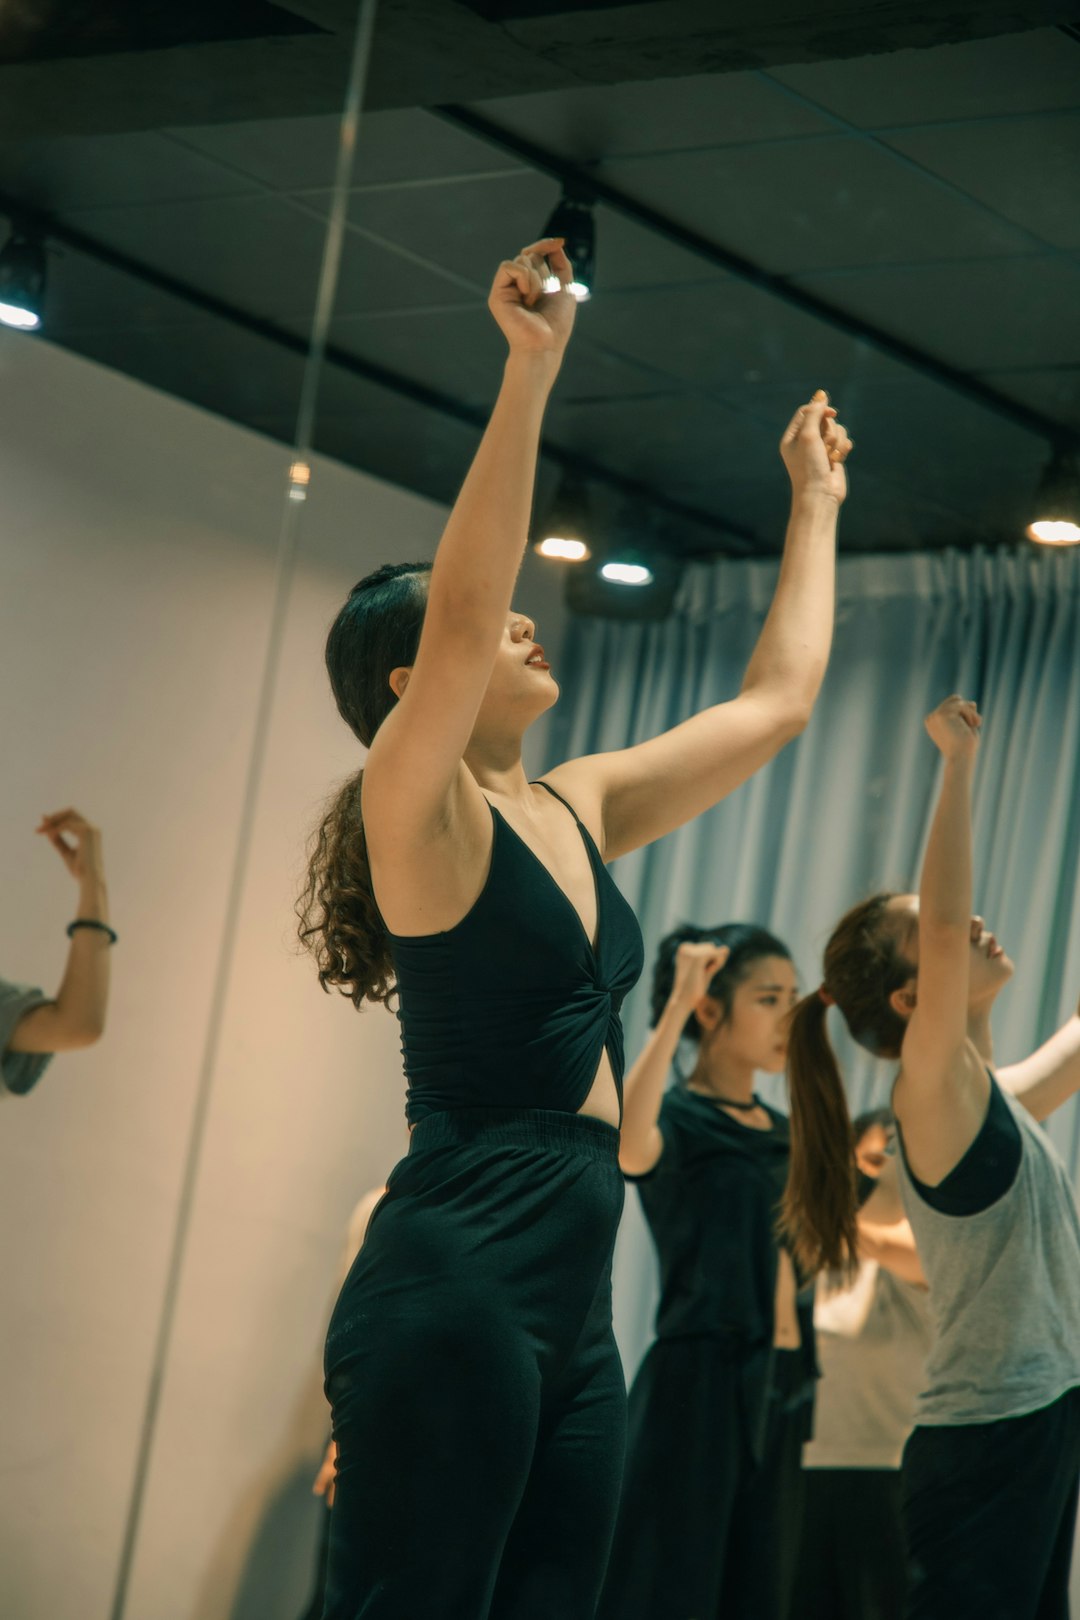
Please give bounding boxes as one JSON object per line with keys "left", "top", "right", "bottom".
{"left": 1, "top": 0, "right": 1079, "bottom": 558}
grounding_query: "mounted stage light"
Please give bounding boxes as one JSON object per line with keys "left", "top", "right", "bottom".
{"left": 541, "top": 189, "right": 595, "bottom": 302}
{"left": 534, "top": 471, "right": 591, "bottom": 561}
{"left": 1026, "top": 452, "right": 1080, "bottom": 546}
{"left": 0, "top": 229, "right": 46, "bottom": 331}
{"left": 566, "top": 521, "right": 682, "bottom": 623}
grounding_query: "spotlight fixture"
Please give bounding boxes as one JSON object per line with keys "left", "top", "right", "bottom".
{"left": 541, "top": 189, "right": 595, "bottom": 303}
{"left": 534, "top": 471, "right": 591, "bottom": 562}
{"left": 566, "top": 527, "right": 682, "bottom": 623}
{"left": 1027, "top": 452, "right": 1080, "bottom": 546}
{"left": 0, "top": 228, "right": 46, "bottom": 331}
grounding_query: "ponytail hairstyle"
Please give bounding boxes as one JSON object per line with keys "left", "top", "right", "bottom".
{"left": 650, "top": 921, "right": 794, "bottom": 1057}
{"left": 297, "top": 561, "right": 433, "bottom": 1008}
{"left": 781, "top": 892, "right": 915, "bottom": 1278}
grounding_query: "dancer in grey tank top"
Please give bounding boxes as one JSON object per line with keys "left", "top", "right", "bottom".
{"left": 782, "top": 695, "right": 1080, "bottom": 1620}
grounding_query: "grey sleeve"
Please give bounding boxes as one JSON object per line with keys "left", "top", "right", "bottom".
{"left": 0, "top": 977, "right": 55, "bottom": 1097}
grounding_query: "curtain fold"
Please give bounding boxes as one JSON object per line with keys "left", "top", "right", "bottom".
{"left": 552, "top": 546, "right": 1080, "bottom": 1373}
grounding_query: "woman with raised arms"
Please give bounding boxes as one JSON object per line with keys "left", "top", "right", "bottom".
{"left": 299, "top": 235, "right": 851, "bottom": 1619}
{"left": 783, "top": 695, "right": 1080, "bottom": 1619}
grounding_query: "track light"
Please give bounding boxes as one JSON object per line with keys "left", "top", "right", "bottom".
{"left": 566, "top": 515, "right": 681, "bottom": 622}
{"left": 0, "top": 229, "right": 46, "bottom": 331}
{"left": 541, "top": 190, "right": 595, "bottom": 303}
{"left": 1027, "top": 452, "right": 1080, "bottom": 546}
{"left": 534, "top": 472, "right": 591, "bottom": 561}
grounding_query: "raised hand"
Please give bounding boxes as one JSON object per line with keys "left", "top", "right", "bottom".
{"left": 36, "top": 808, "right": 105, "bottom": 887}
{"left": 488, "top": 238, "right": 577, "bottom": 362}
{"left": 780, "top": 389, "right": 853, "bottom": 506}
{"left": 671, "top": 942, "right": 731, "bottom": 1011}
{"left": 925, "top": 695, "right": 981, "bottom": 761}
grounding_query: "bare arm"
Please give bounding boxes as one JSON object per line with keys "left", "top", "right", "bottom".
{"left": 549, "top": 396, "right": 850, "bottom": 861}
{"left": 8, "top": 811, "right": 111, "bottom": 1054}
{"left": 998, "top": 1000, "right": 1080, "bottom": 1122}
{"left": 895, "top": 700, "right": 989, "bottom": 1184}
{"left": 363, "top": 242, "right": 574, "bottom": 850}
{"left": 856, "top": 1219, "right": 927, "bottom": 1288}
{"left": 620, "top": 943, "right": 729, "bottom": 1175}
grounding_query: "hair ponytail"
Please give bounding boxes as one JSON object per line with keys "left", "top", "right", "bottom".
{"left": 781, "top": 891, "right": 917, "bottom": 1278}
{"left": 781, "top": 991, "right": 859, "bottom": 1279}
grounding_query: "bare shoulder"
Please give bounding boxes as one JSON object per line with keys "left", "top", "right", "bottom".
{"left": 535, "top": 758, "right": 608, "bottom": 852}
{"left": 893, "top": 1037, "right": 990, "bottom": 1186}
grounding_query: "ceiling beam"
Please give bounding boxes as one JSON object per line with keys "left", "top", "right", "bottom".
{"left": 0, "top": 189, "right": 755, "bottom": 551}
{"left": 435, "top": 102, "right": 1078, "bottom": 454}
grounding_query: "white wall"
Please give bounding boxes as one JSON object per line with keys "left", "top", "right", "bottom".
{"left": 0, "top": 328, "right": 570, "bottom": 1620}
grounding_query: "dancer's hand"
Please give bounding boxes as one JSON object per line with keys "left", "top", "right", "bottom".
{"left": 925, "top": 696, "right": 981, "bottom": 762}
{"left": 312, "top": 1439, "right": 338, "bottom": 1507}
{"left": 671, "top": 942, "right": 731, "bottom": 1010}
{"left": 36, "top": 809, "right": 105, "bottom": 889}
{"left": 488, "top": 238, "right": 576, "bottom": 364}
{"left": 780, "top": 390, "right": 853, "bottom": 506}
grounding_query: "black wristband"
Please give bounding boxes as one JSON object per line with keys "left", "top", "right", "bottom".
{"left": 67, "top": 918, "right": 118, "bottom": 946}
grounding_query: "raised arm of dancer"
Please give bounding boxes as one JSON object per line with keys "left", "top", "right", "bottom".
{"left": 8, "top": 810, "right": 111, "bottom": 1054}
{"left": 894, "top": 698, "right": 989, "bottom": 1184}
{"left": 997, "top": 995, "right": 1080, "bottom": 1122}
{"left": 363, "top": 241, "right": 574, "bottom": 852}
{"left": 621, "top": 943, "right": 729, "bottom": 1175}
{"left": 549, "top": 395, "right": 851, "bottom": 861}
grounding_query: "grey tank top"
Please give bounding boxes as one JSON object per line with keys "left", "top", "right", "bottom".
{"left": 895, "top": 1076, "right": 1080, "bottom": 1426}
{"left": 805, "top": 1260, "right": 933, "bottom": 1468}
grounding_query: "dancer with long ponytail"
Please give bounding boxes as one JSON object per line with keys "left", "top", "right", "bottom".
{"left": 298, "top": 235, "right": 851, "bottom": 1619}
{"left": 784, "top": 695, "right": 1080, "bottom": 1620}
{"left": 600, "top": 925, "right": 817, "bottom": 1620}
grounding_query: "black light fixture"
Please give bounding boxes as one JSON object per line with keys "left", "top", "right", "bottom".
{"left": 533, "top": 471, "right": 592, "bottom": 561}
{"left": 1027, "top": 451, "right": 1080, "bottom": 547}
{"left": 0, "top": 228, "right": 46, "bottom": 332}
{"left": 541, "top": 188, "right": 595, "bottom": 303}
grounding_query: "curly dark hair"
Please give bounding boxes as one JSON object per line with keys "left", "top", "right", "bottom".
{"left": 297, "top": 561, "right": 432, "bottom": 1008}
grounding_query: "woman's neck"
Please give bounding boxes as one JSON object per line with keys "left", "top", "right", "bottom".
{"left": 968, "top": 1006, "right": 995, "bottom": 1065}
{"left": 688, "top": 1046, "right": 757, "bottom": 1104}
{"left": 465, "top": 748, "right": 530, "bottom": 803}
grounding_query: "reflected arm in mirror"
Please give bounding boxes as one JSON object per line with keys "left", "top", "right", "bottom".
{"left": 547, "top": 396, "right": 850, "bottom": 861}
{"left": 7, "top": 810, "right": 111, "bottom": 1055}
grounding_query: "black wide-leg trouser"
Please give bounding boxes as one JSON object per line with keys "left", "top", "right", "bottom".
{"left": 322, "top": 1108, "right": 626, "bottom": 1620}
{"left": 901, "top": 1384, "right": 1080, "bottom": 1620}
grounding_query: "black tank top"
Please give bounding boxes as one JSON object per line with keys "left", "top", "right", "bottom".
{"left": 387, "top": 782, "right": 644, "bottom": 1123}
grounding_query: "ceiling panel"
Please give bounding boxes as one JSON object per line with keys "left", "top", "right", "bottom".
{"left": 883, "top": 112, "right": 1080, "bottom": 251}
{"left": 172, "top": 107, "right": 526, "bottom": 194}
{"left": 466, "top": 69, "right": 833, "bottom": 162}
{"left": 581, "top": 276, "right": 863, "bottom": 394}
{"left": 0, "top": 130, "right": 262, "bottom": 212}
{"left": 767, "top": 28, "right": 1080, "bottom": 129}
{"left": 794, "top": 255, "right": 1080, "bottom": 372}
{"left": 978, "top": 365, "right": 1080, "bottom": 431}
{"left": 601, "top": 135, "right": 1039, "bottom": 275}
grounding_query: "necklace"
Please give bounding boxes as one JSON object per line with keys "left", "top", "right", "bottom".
{"left": 688, "top": 1086, "right": 763, "bottom": 1113}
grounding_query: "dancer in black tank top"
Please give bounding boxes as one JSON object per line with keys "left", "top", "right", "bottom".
{"left": 298, "top": 236, "right": 851, "bottom": 1619}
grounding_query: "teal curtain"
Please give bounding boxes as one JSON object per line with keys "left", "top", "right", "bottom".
{"left": 551, "top": 546, "right": 1080, "bottom": 1374}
